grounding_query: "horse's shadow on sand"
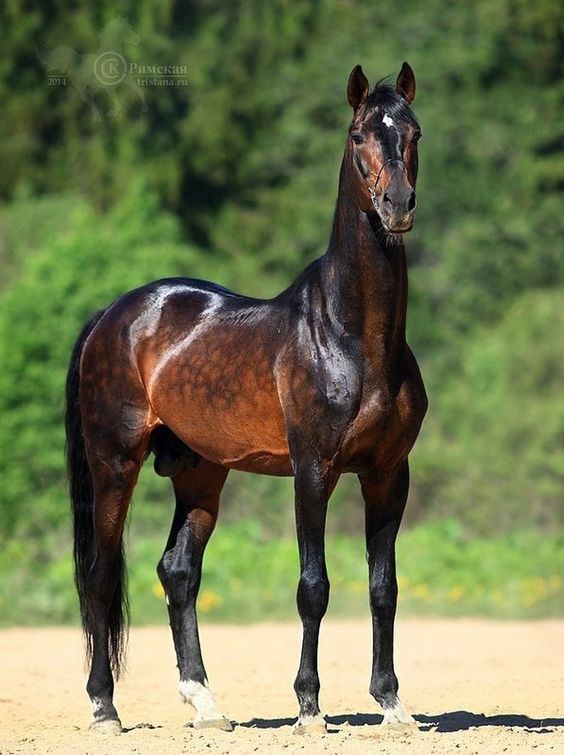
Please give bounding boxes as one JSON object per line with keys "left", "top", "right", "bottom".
{"left": 239, "top": 711, "right": 564, "bottom": 734}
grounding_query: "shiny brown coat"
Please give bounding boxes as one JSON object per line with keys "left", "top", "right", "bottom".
{"left": 67, "top": 61, "right": 427, "bottom": 733}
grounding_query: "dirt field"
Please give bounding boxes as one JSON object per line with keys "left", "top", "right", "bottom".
{"left": 1, "top": 619, "right": 563, "bottom": 754}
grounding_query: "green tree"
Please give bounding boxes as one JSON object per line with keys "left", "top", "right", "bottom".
{"left": 0, "top": 185, "right": 207, "bottom": 536}
{"left": 413, "top": 288, "right": 564, "bottom": 532}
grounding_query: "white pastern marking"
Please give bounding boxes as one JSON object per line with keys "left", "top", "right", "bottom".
{"left": 179, "top": 679, "right": 224, "bottom": 723}
{"left": 294, "top": 713, "right": 326, "bottom": 729}
{"left": 382, "top": 113, "right": 394, "bottom": 128}
{"left": 381, "top": 699, "right": 415, "bottom": 725}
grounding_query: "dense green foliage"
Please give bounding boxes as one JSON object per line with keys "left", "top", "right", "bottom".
{"left": 1, "top": 520, "right": 562, "bottom": 625}
{"left": 0, "top": 2, "right": 562, "bottom": 622}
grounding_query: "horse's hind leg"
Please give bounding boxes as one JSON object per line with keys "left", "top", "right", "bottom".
{"left": 157, "top": 460, "right": 232, "bottom": 731}
{"left": 85, "top": 453, "right": 141, "bottom": 733}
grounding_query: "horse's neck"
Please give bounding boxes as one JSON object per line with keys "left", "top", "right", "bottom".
{"left": 321, "top": 149, "right": 408, "bottom": 364}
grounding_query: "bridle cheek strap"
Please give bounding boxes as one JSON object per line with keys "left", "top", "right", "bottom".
{"left": 369, "top": 157, "right": 407, "bottom": 204}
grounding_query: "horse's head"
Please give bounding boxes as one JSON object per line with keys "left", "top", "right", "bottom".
{"left": 347, "top": 62, "right": 420, "bottom": 234}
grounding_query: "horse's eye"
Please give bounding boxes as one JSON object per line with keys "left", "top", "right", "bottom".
{"left": 413, "top": 131, "right": 422, "bottom": 142}
{"left": 351, "top": 133, "right": 364, "bottom": 145}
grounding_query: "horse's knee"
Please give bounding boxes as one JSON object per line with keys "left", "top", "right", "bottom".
{"left": 157, "top": 552, "right": 199, "bottom": 606}
{"left": 157, "top": 557, "right": 186, "bottom": 594}
{"left": 158, "top": 509, "right": 216, "bottom": 601}
{"left": 369, "top": 578, "right": 397, "bottom": 616}
{"left": 297, "top": 566, "right": 330, "bottom": 621}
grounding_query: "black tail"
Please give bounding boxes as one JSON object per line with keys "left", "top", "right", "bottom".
{"left": 65, "top": 309, "right": 129, "bottom": 678}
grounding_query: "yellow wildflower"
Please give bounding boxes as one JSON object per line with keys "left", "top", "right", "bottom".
{"left": 152, "top": 582, "right": 165, "bottom": 599}
{"left": 447, "top": 585, "right": 464, "bottom": 602}
{"left": 198, "top": 590, "right": 223, "bottom": 613}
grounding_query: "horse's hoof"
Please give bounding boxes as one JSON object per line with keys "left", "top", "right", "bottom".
{"left": 381, "top": 701, "right": 416, "bottom": 727}
{"left": 293, "top": 715, "right": 327, "bottom": 735}
{"left": 89, "top": 718, "right": 122, "bottom": 735}
{"left": 192, "top": 717, "right": 233, "bottom": 732}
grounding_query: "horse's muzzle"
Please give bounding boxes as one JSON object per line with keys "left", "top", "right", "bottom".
{"left": 375, "top": 184, "right": 416, "bottom": 233}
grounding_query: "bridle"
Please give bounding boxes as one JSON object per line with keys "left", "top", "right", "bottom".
{"left": 368, "top": 157, "right": 407, "bottom": 206}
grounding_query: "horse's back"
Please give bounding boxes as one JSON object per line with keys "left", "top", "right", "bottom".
{"left": 105, "top": 276, "right": 264, "bottom": 321}
{"left": 83, "top": 277, "right": 292, "bottom": 475}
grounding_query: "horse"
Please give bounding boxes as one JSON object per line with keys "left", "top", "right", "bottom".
{"left": 65, "top": 61, "right": 427, "bottom": 734}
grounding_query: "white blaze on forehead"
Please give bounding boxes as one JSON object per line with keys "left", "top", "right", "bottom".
{"left": 382, "top": 113, "right": 394, "bottom": 128}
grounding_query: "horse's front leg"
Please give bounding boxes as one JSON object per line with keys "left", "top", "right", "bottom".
{"left": 359, "top": 461, "right": 415, "bottom": 726}
{"left": 292, "top": 460, "right": 333, "bottom": 733}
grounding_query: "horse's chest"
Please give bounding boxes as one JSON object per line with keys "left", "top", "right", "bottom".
{"left": 343, "top": 367, "right": 427, "bottom": 471}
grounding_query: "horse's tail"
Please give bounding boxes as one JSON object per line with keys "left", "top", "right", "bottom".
{"left": 65, "top": 309, "right": 128, "bottom": 677}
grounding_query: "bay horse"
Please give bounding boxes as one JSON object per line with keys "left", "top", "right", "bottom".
{"left": 66, "top": 62, "right": 427, "bottom": 734}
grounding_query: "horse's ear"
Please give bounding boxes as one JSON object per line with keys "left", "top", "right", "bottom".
{"left": 396, "top": 61, "right": 416, "bottom": 104}
{"left": 348, "top": 65, "right": 370, "bottom": 111}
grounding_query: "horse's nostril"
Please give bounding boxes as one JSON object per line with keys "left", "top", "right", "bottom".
{"left": 383, "top": 192, "right": 391, "bottom": 205}
{"left": 408, "top": 191, "right": 416, "bottom": 211}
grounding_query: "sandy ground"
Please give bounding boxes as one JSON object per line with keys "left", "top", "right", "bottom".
{"left": 1, "top": 619, "right": 563, "bottom": 754}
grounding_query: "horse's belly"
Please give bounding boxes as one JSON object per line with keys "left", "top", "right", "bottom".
{"left": 185, "top": 399, "right": 292, "bottom": 475}
{"left": 148, "top": 344, "right": 292, "bottom": 475}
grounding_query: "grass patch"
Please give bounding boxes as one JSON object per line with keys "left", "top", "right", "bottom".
{"left": 0, "top": 520, "right": 562, "bottom": 626}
